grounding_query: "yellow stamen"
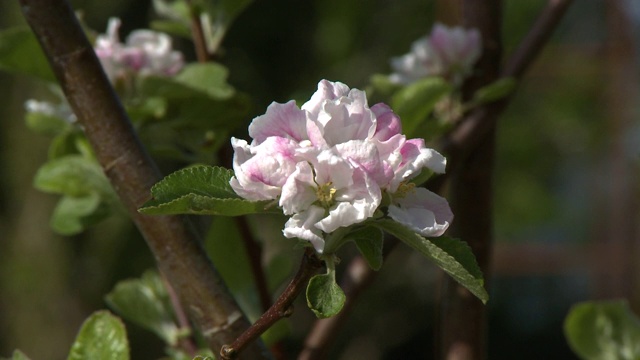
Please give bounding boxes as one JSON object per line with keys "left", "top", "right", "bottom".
{"left": 316, "top": 182, "right": 337, "bottom": 208}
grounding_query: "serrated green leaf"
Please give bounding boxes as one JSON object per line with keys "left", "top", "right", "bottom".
{"left": 348, "top": 226, "right": 384, "bottom": 271}
{"left": 472, "top": 77, "right": 517, "bottom": 104}
{"left": 141, "top": 194, "right": 274, "bottom": 216}
{"left": 391, "top": 77, "right": 452, "bottom": 137}
{"left": 0, "top": 27, "right": 55, "bottom": 81}
{"left": 139, "top": 165, "right": 277, "bottom": 216}
{"left": 306, "top": 273, "right": 346, "bottom": 319}
{"left": 105, "top": 270, "right": 180, "bottom": 346}
{"left": 372, "top": 219, "right": 488, "bottom": 303}
{"left": 140, "top": 63, "right": 234, "bottom": 100}
{"left": 67, "top": 311, "right": 129, "bottom": 360}
{"left": 564, "top": 300, "right": 640, "bottom": 360}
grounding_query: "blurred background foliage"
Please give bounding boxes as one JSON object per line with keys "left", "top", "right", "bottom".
{"left": 0, "top": 0, "right": 639, "bottom": 359}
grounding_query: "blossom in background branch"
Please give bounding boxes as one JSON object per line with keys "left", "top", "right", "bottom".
{"left": 94, "top": 18, "right": 184, "bottom": 82}
{"left": 390, "top": 23, "right": 481, "bottom": 85}
{"left": 24, "top": 99, "right": 77, "bottom": 124}
{"left": 230, "top": 80, "right": 453, "bottom": 254}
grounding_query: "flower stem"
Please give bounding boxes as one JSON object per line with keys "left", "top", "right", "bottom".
{"left": 220, "top": 249, "right": 324, "bottom": 359}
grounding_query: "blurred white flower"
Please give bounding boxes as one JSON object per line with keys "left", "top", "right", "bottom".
{"left": 390, "top": 23, "right": 481, "bottom": 85}
{"left": 94, "top": 18, "right": 184, "bottom": 82}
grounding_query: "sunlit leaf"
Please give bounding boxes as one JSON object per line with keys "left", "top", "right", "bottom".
{"left": 67, "top": 311, "right": 129, "bottom": 360}
{"left": 139, "top": 165, "right": 277, "bottom": 216}
{"left": 565, "top": 300, "right": 640, "bottom": 360}
{"left": 140, "top": 63, "right": 234, "bottom": 100}
{"left": 372, "top": 219, "right": 488, "bottom": 303}
{"left": 391, "top": 77, "right": 452, "bottom": 137}
{"left": 472, "top": 77, "right": 517, "bottom": 105}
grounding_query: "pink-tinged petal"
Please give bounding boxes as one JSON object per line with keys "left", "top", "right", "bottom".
{"left": 335, "top": 140, "right": 390, "bottom": 187}
{"left": 301, "top": 80, "right": 351, "bottom": 116}
{"left": 283, "top": 206, "right": 327, "bottom": 253}
{"left": 313, "top": 149, "right": 354, "bottom": 190}
{"left": 280, "top": 162, "right": 317, "bottom": 215}
{"left": 372, "top": 103, "right": 402, "bottom": 141}
{"left": 388, "top": 188, "right": 453, "bottom": 237}
{"left": 230, "top": 137, "right": 298, "bottom": 201}
{"left": 249, "top": 100, "right": 308, "bottom": 144}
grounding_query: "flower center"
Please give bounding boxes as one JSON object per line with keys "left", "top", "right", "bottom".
{"left": 394, "top": 182, "right": 416, "bottom": 199}
{"left": 316, "top": 182, "right": 337, "bottom": 208}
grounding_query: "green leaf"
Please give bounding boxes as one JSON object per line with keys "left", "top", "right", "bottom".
{"left": 153, "top": 0, "right": 191, "bottom": 22}
{"left": 205, "top": 216, "right": 261, "bottom": 320}
{"left": 1, "top": 350, "right": 31, "bottom": 360}
{"left": 67, "top": 311, "right": 129, "bottom": 360}
{"left": 150, "top": 20, "right": 192, "bottom": 39}
{"left": 33, "top": 155, "right": 113, "bottom": 198}
{"left": 25, "top": 111, "right": 72, "bottom": 136}
{"left": 348, "top": 226, "right": 384, "bottom": 271}
{"left": 139, "top": 165, "right": 277, "bottom": 216}
{"left": 391, "top": 77, "right": 452, "bottom": 137}
{"left": 105, "top": 270, "right": 180, "bottom": 346}
{"left": 564, "top": 300, "right": 640, "bottom": 360}
{"left": 140, "top": 63, "right": 234, "bottom": 100}
{"left": 50, "top": 193, "right": 109, "bottom": 235}
{"left": 306, "top": 273, "right": 346, "bottom": 319}
{"left": 0, "top": 27, "right": 55, "bottom": 81}
{"left": 472, "top": 77, "right": 517, "bottom": 104}
{"left": 371, "top": 219, "right": 488, "bottom": 303}
{"left": 198, "top": 0, "right": 254, "bottom": 53}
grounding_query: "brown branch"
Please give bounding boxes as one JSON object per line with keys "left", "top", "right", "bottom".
{"left": 18, "top": 0, "right": 268, "bottom": 357}
{"left": 221, "top": 249, "right": 324, "bottom": 360}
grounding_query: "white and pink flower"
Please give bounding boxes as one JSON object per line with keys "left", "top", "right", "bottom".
{"left": 230, "top": 80, "right": 453, "bottom": 253}
{"left": 390, "top": 23, "right": 481, "bottom": 85}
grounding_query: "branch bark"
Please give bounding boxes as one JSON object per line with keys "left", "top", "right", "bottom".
{"left": 18, "top": 0, "right": 268, "bottom": 357}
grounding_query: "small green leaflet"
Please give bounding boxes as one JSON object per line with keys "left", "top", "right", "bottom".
{"left": 139, "top": 165, "right": 278, "bottom": 216}
{"left": 391, "top": 77, "right": 452, "bottom": 137}
{"left": 564, "top": 300, "right": 640, "bottom": 360}
{"left": 67, "top": 311, "right": 129, "bottom": 360}
{"left": 306, "top": 273, "right": 346, "bottom": 319}
{"left": 347, "top": 226, "right": 384, "bottom": 271}
{"left": 371, "top": 219, "right": 488, "bottom": 304}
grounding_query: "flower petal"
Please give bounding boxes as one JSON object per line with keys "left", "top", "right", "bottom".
{"left": 283, "top": 206, "right": 327, "bottom": 253}
{"left": 388, "top": 188, "right": 453, "bottom": 237}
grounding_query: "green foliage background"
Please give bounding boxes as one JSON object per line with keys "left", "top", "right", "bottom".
{"left": 0, "top": 0, "right": 638, "bottom": 359}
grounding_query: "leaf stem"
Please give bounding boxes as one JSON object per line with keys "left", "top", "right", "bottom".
{"left": 160, "top": 272, "right": 198, "bottom": 356}
{"left": 220, "top": 249, "right": 324, "bottom": 360}
{"left": 185, "top": 0, "right": 211, "bottom": 62}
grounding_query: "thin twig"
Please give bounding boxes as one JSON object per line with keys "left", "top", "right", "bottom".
{"left": 18, "top": 0, "right": 268, "bottom": 357}
{"left": 185, "top": 0, "right": 211, "bottom": 62}
{"left": 160, "top": 272, "right": 198, "bottom": 356}
{"left": 221, "top": 249, "right": 324, "bottom": 360}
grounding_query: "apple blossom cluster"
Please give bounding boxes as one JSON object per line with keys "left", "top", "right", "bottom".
{"left": 230, "top": 80, "right": 453, "bottom": 253}
{"left": 390, "top": 23, "right": 481, "bottom": 85}
{"left": 94, "top": 18, "right": 184, "bottom": 82}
